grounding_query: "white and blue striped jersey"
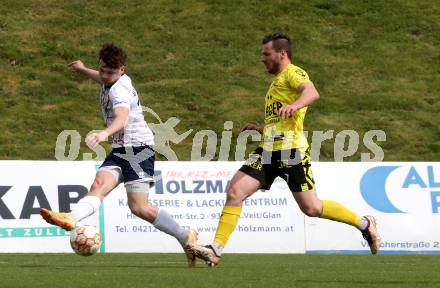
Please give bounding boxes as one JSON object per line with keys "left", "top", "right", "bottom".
{"left": 99, "top": 74, "right": 154, "bottom": 148}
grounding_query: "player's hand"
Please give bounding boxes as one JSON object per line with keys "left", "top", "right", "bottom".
{"left": 278, "top": 104, "right": 299, "bottom": 120}
{"left": 240, "top": 123, "right": 261, "bottom": 133}
{"left": 85, "top": 131, "right": 109, "bottom": 149}
{"left": 68, "top": 60, "right": 86, "bottom": 72}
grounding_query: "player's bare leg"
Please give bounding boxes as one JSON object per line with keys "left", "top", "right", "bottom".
{"left": 292, "top": 188, "right": 323, "bottom": 217}
{"left": 40, "top": 171, "right": 117, "bottom": 231}
{"left": 127, "top": 191, "right": 199, "bottom": 267}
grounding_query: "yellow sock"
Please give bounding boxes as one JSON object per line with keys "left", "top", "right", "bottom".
{"left": 320, "top": 200, "right": 362, "bottom": 229}
{"left": 213, "top": 206, "right": 242, "bottom": 247}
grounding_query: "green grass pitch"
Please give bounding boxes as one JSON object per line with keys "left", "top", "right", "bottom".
{"left": 1, "top": 1, "right": 439, "bottom": 161}
{"left": 0, "top": 253, "right": 439, "bottom": 288}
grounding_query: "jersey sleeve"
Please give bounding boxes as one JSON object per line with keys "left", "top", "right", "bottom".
{"left": 109, "top": 83, "right": 131, "bottom": 110}
{"left": 287, "top": 66, "right": 311, "bottom": 90}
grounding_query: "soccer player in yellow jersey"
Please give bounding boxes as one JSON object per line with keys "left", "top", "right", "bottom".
{"left": 190, "top": 32, "right": 380, "bottom": 266}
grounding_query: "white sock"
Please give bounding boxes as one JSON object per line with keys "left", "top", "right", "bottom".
{"left": 153, "top": 209, "right": 187, "bottom": 245}
{"left": 359, "top": 216, "right": 369, "bottom": 231}
{"left": 211, "top": 243, "right": 223, "bottom": 256}
{"left": 70, "top": 196, "right": 101, "bottom": 222}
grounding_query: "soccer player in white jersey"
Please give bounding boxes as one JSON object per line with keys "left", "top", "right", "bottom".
{"left": 40, "top": 43, "right": 198, "bottom": 267}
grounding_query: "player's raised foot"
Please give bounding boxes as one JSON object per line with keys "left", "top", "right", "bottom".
{"left": 190, "top": 244, "right": 221, "bottom": 267}
{"left": 361, "top": 215, "right": 380, "bottom": 255}
{"left": 182, "top": 229, "right": 199, "bottom": 267}
{"left": 40, "top": 208, "right": 76, "bottom": 231}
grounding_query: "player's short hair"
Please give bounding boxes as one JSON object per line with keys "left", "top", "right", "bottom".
{"left": 99, "top": 43, "right": 127, "bottom": 69}
{"left": 262, "top": 32, "right": 292, "bottom": 59}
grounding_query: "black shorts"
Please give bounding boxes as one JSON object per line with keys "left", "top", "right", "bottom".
{"left": 99, "top": 145, "right": 155, "bottom": 184}
{"left": 239, "top": 147, "right": 315, "bottom": 192}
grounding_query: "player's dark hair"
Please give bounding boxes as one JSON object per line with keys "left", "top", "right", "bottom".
{"left": 99, "top": 43, "right": 127, "bottom": 69}
{"left": 262, "top": 32, "right": 292, "bottom": 59}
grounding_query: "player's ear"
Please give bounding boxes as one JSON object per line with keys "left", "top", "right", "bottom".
{"left": 120, "top": 65, "right": 125, "bottom": 73}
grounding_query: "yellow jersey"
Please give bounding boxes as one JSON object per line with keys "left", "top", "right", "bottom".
{"left": 260, "top": 64, "right": 311, "bottom": 151}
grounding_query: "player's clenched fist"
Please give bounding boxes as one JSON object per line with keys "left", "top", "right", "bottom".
{"left": 68, "top": 60, "right": 86, "bottom": 72}
{"left": 85, "top": 131, "right": 109, "bottom": 149}
{"left": 240, "top": 123, "right": 263, "bottom": 133}
{"left": 278, "top": 104, "right": 299, "bottom": 120}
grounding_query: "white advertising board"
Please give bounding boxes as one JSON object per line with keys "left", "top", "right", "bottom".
{"left": 0, "top": 161, "right": 99, "bottom": 252}
{"left": 306, "top": 163, "right": 440, "bottom": 254}
{"left": 103, "top": 161, "right": 305, "bottom": 253}
{"left": 0, "top": 161, "right": 439, "bottom": 254}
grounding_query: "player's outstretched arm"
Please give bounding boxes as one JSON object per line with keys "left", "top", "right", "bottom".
{"left": 103, "top": 107, "right": 129, "bottom": 137}
{"left": 279, "top": 82, "right": 320, "bottom": 119}
{"left": 68, "top": 60, "right": 102, "bottom": 83}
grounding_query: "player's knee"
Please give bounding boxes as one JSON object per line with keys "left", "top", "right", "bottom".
{"left": 90, "top": 178, "right": 105, "bottom": 192}
{"left": 128, "top": 201, "right": 143, "bottom": 217}
{"left": 300, "top": 204, "right": 322, "bottom": 217}
{"left": 128, "top": 200, "right": 155, "bottom": 220}
{"left": 226, "top": 185, "right": 246, "bottom": 204}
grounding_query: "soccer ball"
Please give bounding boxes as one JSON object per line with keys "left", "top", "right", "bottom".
{"left": 70, "top": 225, "right": 102, "bottom": 256}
